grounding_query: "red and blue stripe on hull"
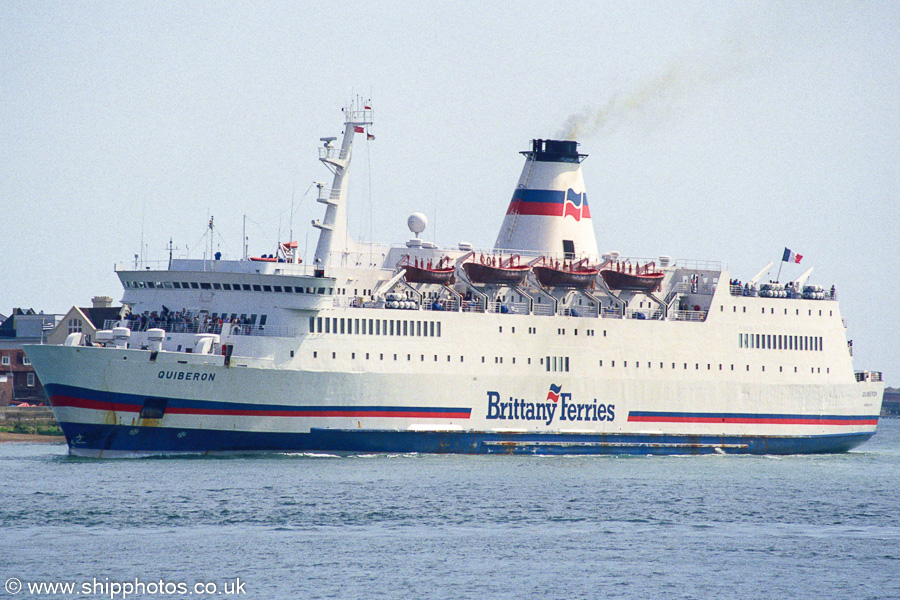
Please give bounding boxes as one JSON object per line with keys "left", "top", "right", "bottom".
{"left": 46, "top": 384, "right": 878, "bottom": 456}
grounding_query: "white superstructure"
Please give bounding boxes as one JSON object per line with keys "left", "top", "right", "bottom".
{"left": 26, "top": 104, "right": 884, "bottom": 457}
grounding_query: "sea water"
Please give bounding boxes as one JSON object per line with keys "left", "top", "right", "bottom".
{"left": 2, "top": 421, "right": 898, "bottom": 600}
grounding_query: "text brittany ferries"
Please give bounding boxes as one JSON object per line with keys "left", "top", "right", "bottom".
{"left": 24, "top": 99, "right": 883, "bottom": 457}
{"left": 487, "top": 385, "right": 614, "bottom": 426}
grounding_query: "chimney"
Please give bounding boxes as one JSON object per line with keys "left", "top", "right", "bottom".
{"left": 92, "top": 296, "right": 113, "bottom": 308}
{"left": 494, "top": 139, "right": 598, "bottom": 259}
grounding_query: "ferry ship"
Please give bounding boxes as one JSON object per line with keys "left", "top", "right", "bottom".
{"left": 26, "top": 104, "right": 884, "bottom": 457}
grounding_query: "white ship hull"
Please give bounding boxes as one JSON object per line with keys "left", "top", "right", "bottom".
{"left": 24, "top": 106, "right": 884, "bottom": 456}
{"left": 26, "top": 293, "right": 882, "bottom": 457}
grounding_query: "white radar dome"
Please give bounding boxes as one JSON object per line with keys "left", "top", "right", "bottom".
{"left": 408, "top": 213, "right": 427, "bottom": 236}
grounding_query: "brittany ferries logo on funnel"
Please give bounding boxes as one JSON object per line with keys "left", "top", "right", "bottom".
{"left": 563, "top": 189, "right": 589, "bottom": 221}
{"left": 486, "top": 385, "right": 614, "bottom": 426}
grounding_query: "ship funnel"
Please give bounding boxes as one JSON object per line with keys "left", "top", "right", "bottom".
{"left": 494, "top": 139, "right": 598, "bottom": 259}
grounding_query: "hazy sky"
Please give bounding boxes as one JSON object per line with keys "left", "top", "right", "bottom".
{"left": 2, "top": 1, "right": 898, "bottom": 384}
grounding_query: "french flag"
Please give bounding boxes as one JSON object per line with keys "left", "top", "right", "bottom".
{"left": 782, "top": 248, "right": 803, "bottom": 264}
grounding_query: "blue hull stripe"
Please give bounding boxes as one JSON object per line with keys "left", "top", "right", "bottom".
{"left": 45, "top": 383, "right": 471, "bottom": 418}
{"left": 58, "top": 421, "right": 876, "bottom": 456}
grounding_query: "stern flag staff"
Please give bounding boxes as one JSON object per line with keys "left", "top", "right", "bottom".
{"left": 777, "top": 247, "right": 803, "bottom": 282}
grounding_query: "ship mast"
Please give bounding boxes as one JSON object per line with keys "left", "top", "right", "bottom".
{"left": 312, "top": 100, "right": 373, "bottom": 273}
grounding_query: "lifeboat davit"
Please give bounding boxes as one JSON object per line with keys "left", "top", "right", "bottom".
{"left": 532, "top": 257, "right": 598, "bottom": 288}
{"left": 600, "top": 261, "right": 664, "bottom": 292}
{"left": 399, "top": 255, "right": 455, "bottom": 285}
{"left": 462, "top": 253, "right": 531, "bottom": 285}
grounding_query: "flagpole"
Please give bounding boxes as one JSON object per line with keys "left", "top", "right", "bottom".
{"left": 776, "top": 260, "right": 783, "bottom": 283}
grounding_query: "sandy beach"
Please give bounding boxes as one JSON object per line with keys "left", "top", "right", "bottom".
{"left": 0, "top": 432, "right": 66, "bottom": 443}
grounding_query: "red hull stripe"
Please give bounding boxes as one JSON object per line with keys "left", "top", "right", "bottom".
{"left": 628, "top": 413, "right": 878, "bottom": 426}
{"left": 50, "top": 394, "right": 470, "bottom": 420}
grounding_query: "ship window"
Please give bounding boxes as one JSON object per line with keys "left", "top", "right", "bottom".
{"left": 483, "top": 357, "right": 486, "bottom": 363}
{"left": 461, "top": 356, "right": 465, "bottom": 363}
{"left": 565, "top": 357, "right": 569, "bottom": 371}
{"left": 762, "top": 366, "right": 765, "bottom": 372}
{"left": 171, "top": 282, "right": 180, "bottom": 289}
{"left": 309, "top": 317, "right": 315, "bottom": 332}
{"left": 599, "top": 360, "right": 603, "bottom": 367}
{"left": 333, "top": 352, "right": 336, "bottom": 359}
{"left": 242, "top": 284, "right": 251, "bottom": 291}
{"left": 200, "top": 283, "right": 211, "bottom": 290}
{"left": 260, "top": 315, "right": 267, "bottom": 326}
{"left": 624, "top": 360, "right": 627, "bottom": 368}
{"left": 437, "top": 322, "right": 441, "bottom": 337}
{"left": 719, "top": 364, "right": 723, "bottom": 370}
{"left": 684, "top": 363, "right": 688, "bottom": 369}
{"left": 263, "top": 285, "right": 272, "bottom": 292}
{"left": 213, "top": 283, "right": 222, "bottom": 290}
{"left": 340, "top": 319, "right": 345, "bottom": 334}
{"left": 223, "top": 283, "right": 232, "bottom": 290}
{"left": 403, "top": 321, "right": 408, "bottom": 336}
{"left": 762, "top": 307, "right": 765, "bottom": 314}
{"left": 324, "top": 319, "right": 330, "bottom": 334}
{"left": 147, "top": 282, "right": 156, "bottom": 289}
{"left": 313, "top": 351, "right": 318, "bottom": 358}
{"left": 417, "top": 321, "right": 422, "bottom": 336}
{"left": 253, "top": 285, "right": 262, "bottom": 292}
{"left": 190, "top": 282, "right": 199, "bottom": 289}
{"left": 389, "top": 321, "right": 395, "bottom": 336}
